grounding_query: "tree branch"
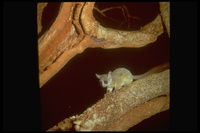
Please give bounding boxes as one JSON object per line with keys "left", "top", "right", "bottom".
{"left": 47, "top": 64, "right": 170, "bottom": 131}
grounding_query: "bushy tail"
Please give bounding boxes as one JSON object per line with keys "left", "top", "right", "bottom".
{"left": 132, "top": 62, "right": 170, "bottom": 80}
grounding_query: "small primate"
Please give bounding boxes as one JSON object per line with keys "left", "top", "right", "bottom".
{"left": 95, "top": 63, "right": 169, "bottom": 93}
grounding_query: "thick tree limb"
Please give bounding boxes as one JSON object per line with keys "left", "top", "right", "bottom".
{"left": 160, "top": 2, "right": 170, "bottom": 37}
{"left": 38, "top": 2, "right": 168, "bottom": 87}
{"left": 37, "top": 2, "right": 48, "bottom": 35}
{"left": 81, "top": 2, "right": 163, "bottom": 48}
{"left": 48, "top": 95, "right": 169, "bottom": 131}
{"left": 47, "top": 65, "right": 170, "bottom": 131}
{"left": 73, "top": 69, "right": 169, "bottom": 131}
{"left": 38, "top": 2, "right": 170, "bottom": 131}
{"left": 101, "top": 95, "right": 169, "bottom": 131}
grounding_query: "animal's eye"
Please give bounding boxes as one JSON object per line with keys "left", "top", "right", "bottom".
{"left": 104, "top": 81, "right": 108, "bottom": 84}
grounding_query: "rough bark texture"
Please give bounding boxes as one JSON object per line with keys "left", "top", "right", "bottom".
{"left": 48, "top": 95, "right": 169, "bottom": 131}
{"left": 47, "top": 63, "right": 170, "bottom": 131}
{"left": 38, "top": 2, "right": 168, "bottom": 87}
{"left": 72, "top": 69, "right": 169, "bottom": 131}
{"left": 37, "top": 2, "right": 48, "bottom": 35}
{"left": 160, "top": 2, "right": 170, "bottom": 37}
{"left": 38, "top": 2, "right": 170, "bottom": 131}
{"left": 101, "top": 95, "right": 169, "bottom": 131}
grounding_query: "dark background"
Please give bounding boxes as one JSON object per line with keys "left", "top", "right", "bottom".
{"left": 40, "top": 32, "right": 169, "bottom": 130}
{"left": 3, "top": 2, "right": 197, "bottom": 131}
{"left": 39, "top": 2, "right": 170, "bottom": 130}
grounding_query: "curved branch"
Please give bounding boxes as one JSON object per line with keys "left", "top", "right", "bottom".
{"left": 81, "top": 2, "right": 163, "bottom": 48}
{"left": 73, "top": 69, "right": 169, "bottom": 131}
{"left": 160, "top": 2, "right": 170, "bottom": 37}
{"left": 47, "top": 65, "right": 170, "bottom": 131}
{"left": 38, "top": 2, "right": 167, "bottom": 87}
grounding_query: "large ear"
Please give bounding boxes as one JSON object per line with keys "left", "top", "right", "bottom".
{"left": 108, "top": 71, "right": 112, "bottom": 79}
{"left": 95, "top": 73, "right": 100, "bottom": 78}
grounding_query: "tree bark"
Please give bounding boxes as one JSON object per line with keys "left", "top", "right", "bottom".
{"left": 37, "top": 2, "right": 170, "bottom": 131}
